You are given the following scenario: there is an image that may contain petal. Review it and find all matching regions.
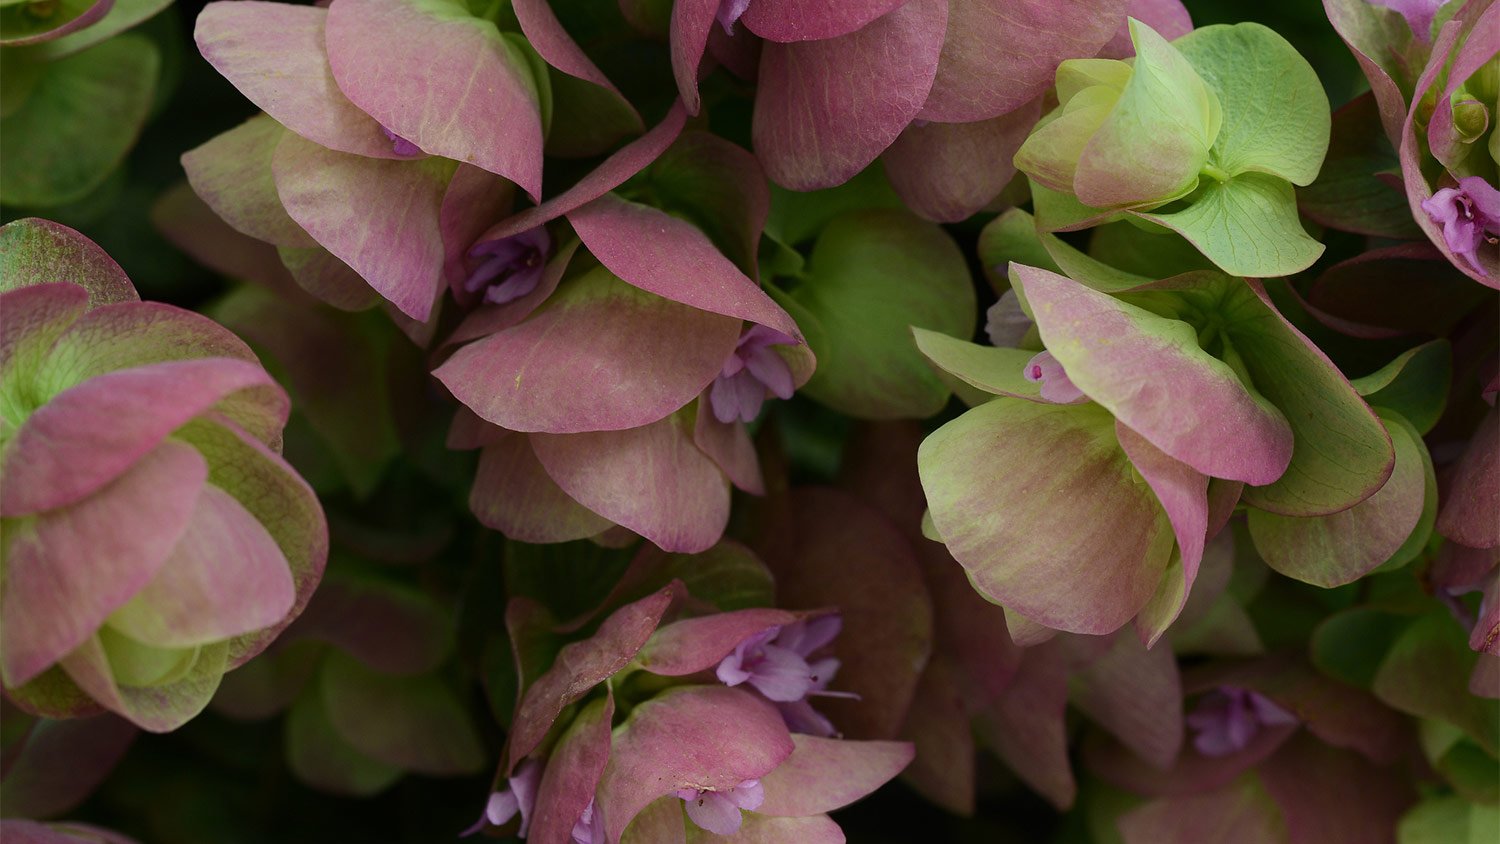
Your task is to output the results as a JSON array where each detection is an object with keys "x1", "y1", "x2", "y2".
[
  {"x1": 181, "y1": 114, "x2": 316, "y2": 248},
  {"x1": 753, "y1": 0, "x2": 947, "y2": 190},
  {"x1": 694, "y1": 395, "x2": 766, "y2": 495},
  {"x1": 194, "y1": 2, "x2": 399, "y2": 158},
  {"x1": 757, "y1": 735, "x2": 914, "y2": 815},
  {"x1": 683, "y1": 792, "x2": 745, "y2": 835},
  {"x1": 468, "y1": 433, "x2": 615, "y2": 543},
  {"x1": 746, "y1": 646, "x2": 815, "y2": 702},
  {"x1": 0, "y1": 218, "x2": 136, "y2": 307},
  {"x1": 669, "y1": 0, "x2": 719, "y2": 115},
  {"x1": 882, "y1": 103, "x2": 1041, "y2": 222},
  {"x1": 973, "y1": 640, "x2": 1075, "y2": 808},
  {"x1": 439, "y1": 164, "x2": 516, "y2": 305},
  {"x1": 1014, "y1": 264, "x2": 1294, "y2": 485},
  {"x1": 513, "y1": 0, "x2": 640, "y2": 131},
  {"x1": 271, "y1": 132, "x2": 451, "y2": 321},
  {"x1": 597, "y1": 685, "x2": 794, "y2": 843},
  {"x1": 324, "y1": 0, "x2": 543, "y2": 196},
  {"x1": 637, "y1": 609, "x2": 799, "y2": 677},
  {"x1": 740, "y1": 0, "x2": 906, "y2": 42},
  {"x1": 531, "y1": 412, "x2": 731, "y2": 553},
  {"x1": 0, "y1": 441, "x2": 204, "y2": 687}
]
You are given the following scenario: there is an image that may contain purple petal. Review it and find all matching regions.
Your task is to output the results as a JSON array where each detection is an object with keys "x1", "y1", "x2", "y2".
[{"x1": 681, "y1": 791, "x2": 744, "y2": 835}]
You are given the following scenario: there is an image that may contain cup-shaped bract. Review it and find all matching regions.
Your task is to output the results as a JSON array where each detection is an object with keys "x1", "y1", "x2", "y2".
[{"x1": 0, "y1": 219, "x2": 327, "y2": 733}]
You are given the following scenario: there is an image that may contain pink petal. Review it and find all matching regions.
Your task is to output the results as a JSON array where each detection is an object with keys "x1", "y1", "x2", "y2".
[
  {"x1": 433, "y1": 267, "x2": 740, "y2": 434},
  {"x1": 740, "y1": 0, "x2": 906, "y2": 42},
  {"x1": 443, "y1": 239, "x2": 580, "y2": 350},
  {"x1": 569, "y1": 194, "x2": 801, "y2": 338},
  {"x1": 597, "y1": 685, "x2": 794, "y2": 842},
  {"x1": 1014, "y1": 264, "x2": 1295, "y2": 486},
  {"x1": 882, "y1": 102, "x2": 1041, "y2": 222},
  {"x1": 683, "y1": 791, "x2": 746, "y2": 835},
  {"x1": 468, "y1": 433, "x2": 615, "y2": 543},
  {"x1": 2, "y1": 358, "x2": 281, "y2": 517},
  {"x1": 194, "y1": 2, "x2": 400, "y2": 158},
  {"x1": 0, "y1": 219, "x2": 136, "y2": 307},
  {"x1": 746, "y1": 645, "x2": 816, "y2": 701},
  {"x1": 637, "y1": 609, "x2": 800, "y2": 676},
  {"x1": 758, "y1": 735, "x2": 914, "y2": 816},
  {"x1": 324, "y1": 0, "x2": 544, "y2": 196},
  {"x1": 531, "y1": 413, "x2": 731, "y2": 553},
  {"x1": 105, "y1": 484, "x2": 295, "y2": 648},
  {"x1": 271, "y1": 132, "x2": 451, "y2": 321},
  {"x1": 918, "y1": 0, "x2": 1128, "y2": 123},
  {"x1": 507, "y1": 587, "x2": 678, "y2": 768},
  {"x1": 753, "y1": 0, "x2": 947, "y2": 190},
  {"x1": 181, "y1": 115, "x2": 316, "y2": 248}
]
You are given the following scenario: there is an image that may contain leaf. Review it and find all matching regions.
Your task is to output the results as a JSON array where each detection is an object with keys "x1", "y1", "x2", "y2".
[
  {"x1": 1349, "y1": 341, "x2": 1451, "y2": 435},
  {"x1": 0, "y1": 0, "x2": 111, "y2": 47},
  {"x1": 783, "y1": 210, "x2": 976, "y2": 419},
  {"x1": 0, "y1": 36, "x2": 158, "y2": 207},
  {"x1": 911, "y1": 328, "x2": 1045, "y2": 402},
  {"x1": 1134, "y1": 173, "x2": 1324, "y2": 278},
  {"x1": 1398, "y1": 796, "x2": 1500, "y2": 844},
  {"x1": 1173, "y1": 22, "x2": 1330, "y2": 186},
  {"x1": 319, "y1": 652, "x2": 484, "y2": 775},
  {"x1": 1299, "y1": 93, "x2": 1422, "y2": 239},
  {"x1": 1373, "y1": 612, "x2": 1500, "y2": 754}
]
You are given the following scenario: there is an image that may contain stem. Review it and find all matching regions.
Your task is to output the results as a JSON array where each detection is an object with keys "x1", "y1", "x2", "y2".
[{"x1": 1201, "y1": 162, "x2": 1232, "y2": 183}]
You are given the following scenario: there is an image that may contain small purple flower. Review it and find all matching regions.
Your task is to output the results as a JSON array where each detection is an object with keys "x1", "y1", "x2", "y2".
[
  {"x1": 464, "y1": 227, "x2": 553, "y2": 305},
  {"x1": 570, "y1": 797, "x2": 605, "y2": 844},
  {"x1": 709, "y1": 325, "x2": 797, "y2": 424},
  {"x1": 716, "y1": 0, "x2": 752, "y2": 35},
  {"x1": 1421, "y1": 176, "x2": 1500, "y2": 274},
  {"x1": 379, "y1": 124, "x2": 422, "y2": 157},
  {"x1": 716, "y1": 615, "x2": 856, "y2": 735},
  {"x1": 462, "y1": 758, "x2": 542, "y2": 837},
  {"x1": 676, "y1": 778, "x2": 764, "y2": 835},
  {"x1": 985, "y1": 289, "x2": 1033, "y2": 348},
  {"x1": 1023, "y1": 350, "x2": 1087, "y2": 404},
  {"x1": 1186, "y1": 687, "x2": 1298, "y2": 757}
]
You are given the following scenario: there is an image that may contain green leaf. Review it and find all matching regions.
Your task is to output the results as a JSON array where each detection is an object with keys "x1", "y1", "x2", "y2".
[
  {"x1": 1134, "y1": 172, "x2": 1324, "y2": 278},
  {"x1": 0, "y1": 0, "x2": 103, "y2": 46},
  {"x1": 1433, "y1": 737, "x2": 1500, "y2": 803},
  {"x1": 764, "y1": 164, "x2": 902, "y2": 247},
  {"x1": 1173, "y1": 22, "x2": 1330, "y2": 186},
  {"x1": 286, "y1": 681, "x2": 404, "y2": 797},
  {"x1": 911, "y1": 327, "x2": 1043, "y2": 401},
  {"x1": 1373, "y1": 611, "x2": 1500, "y2": 754},
  {"x1": 0, "y1": 35, "x2": 159, "y2": 206},
  {"x1": 782, "y1": 210, "x2": 976, "y2": 419},
  {"x1": 34, "y1": 0, "x2": 173, "y2": 59},
  {"x1": 505, "y1": 540, "x2": 636, "y2": 622},
  {"x1": 1350, "y1": 340, "x2": 1452, "y2": 435},
  {"x1": 1399, "y1": 796, "x2": 1500, "y2": 844},
  {"x1": 1086, "y1": 220, "x2": 1218, "y2": 280},
  {"x1": 1226, "y1": 282, "x2": 1393, "y2": 516}
]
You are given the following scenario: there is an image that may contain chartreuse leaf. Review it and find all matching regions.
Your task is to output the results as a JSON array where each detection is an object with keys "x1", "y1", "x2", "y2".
[
  {"x1": 1135, "y1": 173, "x2": 1324, "y2": 278},
  {"x1": 911, "y1": 327, "x2": 1044, "y2": 401},
  {"x1": 1398, "y1": 796, "x2": 1500, "y2": 844},
  {"x1": 0, "y1": 35, "x2": 159, "y2": 206},
  {"x1": 1223, "y1": 282, "x2": 1393, "y2": 516},
  {"x1": 1373, "y1": 611, "x2": 1500, "y2": 754},
  {"x1": 779, "y1": 210, "x2": 976, "y2": 419},
  {"x1": 1351, "y1": 340, "x2": 1452, "y2": 434},
  {"x1": 1172, "y1": 22, "x2": 1330, "y2": 186}
]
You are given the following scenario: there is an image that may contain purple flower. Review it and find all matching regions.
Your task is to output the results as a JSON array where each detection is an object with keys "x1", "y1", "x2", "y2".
[
  {"x1": 462, "y1": 758, "x2": 542, "y2": 837},
  {"x1": 709, "y1": 325, "x2": 798, "y2": 424},
  {"x1": 1185, "y1": 687, "x2": 1298, "y2": 757},
  {"x1": 676, "y1": 778, "x2": 764, "y2": 835},
  {"x1": 464, "y1": 228, "x2": 553, "y2": 305},
  {"x1": 1421, "y1": 177, "x2": 1500, "y2": 275},
  {"x1": 379, "y1": 124, "x2": 423, "y2": 157},
  {"x1": 716, "y1": 0, "x2": 752, "y2": 35},
  {"x1": 570, "y1": 798, "x2": 605, "y2": 844},
  {"x1": 985, "y1": 288, "x2": 1032, "y2": 348},
  {"x1": 1023, "y1": 350, "x2": 1087, "y2": 404},
  {"x1": 716, "y1": 616, "x2": 855, "y2": 734}
]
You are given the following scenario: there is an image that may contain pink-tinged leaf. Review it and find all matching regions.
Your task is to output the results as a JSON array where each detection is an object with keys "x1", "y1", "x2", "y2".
[
  {"x1": 194, "y1": 2, "x2": 400, "y2": 158},
  {"x1": 0, "y1": 714, "x2": 136, "y2": 819},
  {"x1": 753, "y1": 0, "x2": 947, "y2": 190},
  {"x1": 0, "y1": 441, "x2": 204, "y2": 686},
  {"x1": 1248, "y1": 412, "x2": 1429, "y2": 588},
  {"x1": 168, "y1": 416, "x2": 328, "y2": 671},
  {"x1": 897, "y1": 658, "x2": 975, "y2": 815},
  {"x1": 60, "y1": 637, "x2": 230, "y2": 733},
  {"x1": 443, "y1": 239, "x2": 579, "y2": 350},
  {"x1": 1438, "y1": 407, "x2": 1499, "y2": 550},
  {"x1": 2, "y1": 358, "x2": 280, "y2": 516},
  {"x1": 0, "y1": 284, "x2": 88, "y2": 400},
  {"x1": 1322, "y1": 0, "x2": 1415, "y2": 144},
  {"x1": 758, "y1": 736, "x2": 913, "y2": 816},
  {"x1": 508, "y1": 587, "x2": 678, "y2": 768},
  {"x1": 638, "y1": 608, "x2": 801, "y2": 676},
  {"x1": 1471, "y1": 655, "x2": 1500, "y2": 699},
  {"x1": 0, "y1": 819, "x2": 141, "y2": 844},
  {"x1": 439, "y1": 164, "x2": 516, "y2": 305},
  {"x1": 760, "y1": 488, "x2": 933, "y2": 740},
  {"x1": 434, "y1": 265, "x2": 740, "y2": 434},
  {"x1": 284, "y1": 572, "x2": 452, "y2": 676},
  {"x1": 740, "y1": 0, "x2": 906, "y2": 42},
  {"x1": 568, "y1": 193, "x2": 801, "y2": 339},
  {"x1": 699, "y1": 814, "x2": 845, "y2": 843},
  {"x1": 923, "y1": 548, "x2": 1022, "y2": 711},
  {"x1": 275, "y1": 246, "x2": 381, "y2": 312},
  {"x1": 319, "y1": 652, "x2": 484, "y2": 775},
  {"x1": 211, "y1": 640, "x2": 321, "y2": 720},
  {"x1": 646, "y1": 130, "x2": 771, "y2": 276},
  {"x1": 598, "y1": 685, "x2": 795, "y2": 842},
  {"x1": 1423, "y1": 3, "x2": 1499, "y2": 172},
  {"x1": 1302, "y1": 244, "x2": 1487, "y2": 340},
  {"x1": 284, "y1": 682, "x2": 402, "y2": 796},
  {"x1": 1099, "y1": 0, "x2": 1192, "y2": 58},
  {"x1": 694, "y1": 396, "x2": 765, "y2": 495},
  {"x1": 1117, "y1": 422, "x2": 1210, "y2": 645},
  {"x1": 181, "y1": 115, "x2": 316, "y2": 249},
  {"x1": 1072, "y1": 632, "x2": 1184, "y2": 770},
  {"x1": 513, "y1": 0, "x2": 640, "y2": 126},
  {"x1": 1256, "y1": 733, "x2": 1415, "y2": 844},
  {"x1": 532, "y1": 412, "x2": 731, "y2": 553},
  {"x1": 0, "y1": 0, "x2": 114, "y2": 48},
  {"x1": 0, "y1": 219, "x2": 136, "y2": 306},
  {"x1": 973, "y1": 640, "x2": 1075, "y2": 809},
  {"x1": 1473, "y1": 574, "x2": 1500, "y2": 656},
  {"x1": 919, "y1": 399, "x2": 1175, "y2": 635},
  {"x1": 1015, "y1": 265, "x2": 1294, "y2": 486},
  {"x1": 272, "y1": 132, "x2": 453, "y2": 321},
  {"x1": 669, "y1": 0, "x2": 718, "y2": 115},
  {"x1": 469, "y1": 433, "x2": 615, "y2": 543},
  {"x1": 882, "y1": 101, "x2": 1042, "y2": 223},
  {"x1": 324, "y1": 0, "x2": 543, "y2": 195},
  {"x1": 1118, "y1": 775, "x2": 1289, "y2": 844},
  {"x1": 107, "y1": 484, "x2": 295, "y2": 649},
  {"x1": 529, "y1": 693, "x2": 615, "y2": 844},
  {"x1": 1084, "y1": 716, "x2": 1295, "y2": 797},
  {"x1": 919, "y1": 0, "x2": 1128, "y2": 123},
  {"x1": 475, "y1": 102, "x2": 687, "y2": 243}
]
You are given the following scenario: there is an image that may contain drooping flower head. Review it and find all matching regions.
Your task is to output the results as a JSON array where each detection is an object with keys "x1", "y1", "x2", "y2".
[
  {"x1": 1421, "y1": 176, "x2": 1500, "y2": 274},
  {"x1": 709, "y1": 325, "x2": 798, "y2": 424},
  {"x1": 462, "y1": 226, "x2": 553, "y2": 305}
]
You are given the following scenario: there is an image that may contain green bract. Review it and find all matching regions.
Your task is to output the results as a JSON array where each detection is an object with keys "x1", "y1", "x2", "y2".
[{"x1": 1013, "y1": 18, "x2": 1331, "y2": 278}]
